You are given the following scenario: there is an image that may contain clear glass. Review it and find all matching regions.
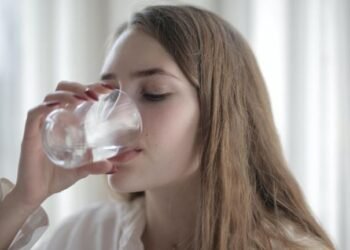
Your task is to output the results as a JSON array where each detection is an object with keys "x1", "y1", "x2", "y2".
[{"x1": 42, "y1": 89, "x2": 142, "y2": 168}]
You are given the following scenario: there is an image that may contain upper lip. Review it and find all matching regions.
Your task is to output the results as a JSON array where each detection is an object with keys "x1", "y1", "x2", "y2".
[
  {"x1": 107, "y1": 147, "x2": 142, "y2": 161},
  {"x1": 119, "y1": 147, "x2": 142, "y2": 153}
]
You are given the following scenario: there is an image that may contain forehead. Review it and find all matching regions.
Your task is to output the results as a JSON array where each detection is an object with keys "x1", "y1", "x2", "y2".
[{"x1": 100, "y1": 28, "x2": 181, "y2": 79}]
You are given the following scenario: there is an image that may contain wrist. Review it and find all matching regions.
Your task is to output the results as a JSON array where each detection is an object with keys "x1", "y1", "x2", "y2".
[{"x1": 3, "y1": 189, "x2": 41, "y2": 216}]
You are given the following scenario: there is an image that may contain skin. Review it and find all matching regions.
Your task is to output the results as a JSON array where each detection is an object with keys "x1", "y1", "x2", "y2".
[
  {"x1": 0, "y1": 82, "x2": 115, "y2": 249},
  {"x1": 102, "y1": 29, "x2": 200, "y2": 192},
  {"x1": 102, "y1": 29, "x2": 201, "y2": 249},
  {"x1": 0, "y1": 28, "x2": 201, "y2": 250}
]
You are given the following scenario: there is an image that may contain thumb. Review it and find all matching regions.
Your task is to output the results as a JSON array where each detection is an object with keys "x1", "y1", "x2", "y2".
[{"x1": 74, "y1": 160, "x2": 114, "y2": 179}]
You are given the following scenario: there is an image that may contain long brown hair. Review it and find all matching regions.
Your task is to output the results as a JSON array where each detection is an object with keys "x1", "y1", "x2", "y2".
[{"x1": 112, "y1": 4, "x2": 335, "y2": 250}]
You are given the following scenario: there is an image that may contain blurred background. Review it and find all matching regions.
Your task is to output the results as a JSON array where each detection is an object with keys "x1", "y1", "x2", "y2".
[{"x1": 0, "y1": 0, "x2": 349, "y2": 248}]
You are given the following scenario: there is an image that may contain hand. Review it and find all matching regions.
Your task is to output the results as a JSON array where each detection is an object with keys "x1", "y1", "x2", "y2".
[{"x1": 12, "y1": 81, "x2": 117, "y2": 209}]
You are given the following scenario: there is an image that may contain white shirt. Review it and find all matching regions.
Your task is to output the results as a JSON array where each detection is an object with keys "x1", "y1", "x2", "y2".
[
  {"x1": 1, "y1": 178, "x2": 146, "y2": 250},
  {"x1": 1, "y1": 178, "x2": 329, "y2": 250},
  {"x1": 35, "y1": 199, "x2": 146, "y2": 250}
]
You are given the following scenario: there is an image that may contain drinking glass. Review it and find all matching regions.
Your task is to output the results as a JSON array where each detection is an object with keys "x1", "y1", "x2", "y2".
[{"x1": 42, "y1": 89, "x2": 142, "y2": 168}]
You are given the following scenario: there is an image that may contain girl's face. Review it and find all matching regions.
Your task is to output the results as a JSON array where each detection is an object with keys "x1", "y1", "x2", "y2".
[{"x1": 102, "y1": 29, "x2": 200, "y2": 193}]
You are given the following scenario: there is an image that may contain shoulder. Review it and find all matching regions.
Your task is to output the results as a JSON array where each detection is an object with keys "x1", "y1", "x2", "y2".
[
  {"x1": 59, "y1": 197, "x2": 145, "y2": 233},
  {"x1": 40, "y1": 197, "x2": 145, "y2": 249},
  {"x1": 69, "y1": 197, "x2": 143, "y2": 223}
]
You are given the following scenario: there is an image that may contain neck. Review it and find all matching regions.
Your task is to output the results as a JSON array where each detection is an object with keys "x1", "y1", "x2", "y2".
[{"x1": 142, "y1": 172, "x2": 200, "y2": 250}]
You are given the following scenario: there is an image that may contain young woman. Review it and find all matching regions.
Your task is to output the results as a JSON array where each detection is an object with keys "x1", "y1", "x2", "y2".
[{"x1": 0, "y1": 4, "x2": 335, "y2": 250}]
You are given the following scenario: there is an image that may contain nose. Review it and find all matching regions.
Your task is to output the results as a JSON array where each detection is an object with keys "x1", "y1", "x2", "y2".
[{"x1": 116, "y1": 80, "x2": 137, "y2": 102}]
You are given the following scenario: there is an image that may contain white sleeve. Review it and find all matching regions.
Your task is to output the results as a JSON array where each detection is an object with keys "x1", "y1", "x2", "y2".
[{"x1": 0, "y1": 178, "x2": 49, "y2": 250}]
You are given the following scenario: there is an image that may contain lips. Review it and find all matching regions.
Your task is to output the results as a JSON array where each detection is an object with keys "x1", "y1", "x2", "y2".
[{"x1": 107, "y1": 147, "x2": 143, "y2": 163}]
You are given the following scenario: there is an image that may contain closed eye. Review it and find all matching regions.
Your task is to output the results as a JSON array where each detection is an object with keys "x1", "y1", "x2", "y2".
[{"x1": 143, "y1": 93, "x2": 170, "y2": 102}]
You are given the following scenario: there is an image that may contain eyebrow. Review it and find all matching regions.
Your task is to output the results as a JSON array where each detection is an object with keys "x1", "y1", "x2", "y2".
[{"x1": 100, "y1": 67, "x2": 179, "y2": 81}]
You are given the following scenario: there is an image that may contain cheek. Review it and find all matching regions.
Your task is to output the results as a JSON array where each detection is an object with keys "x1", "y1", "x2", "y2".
[
  {"x1": 141, "y1": 99, "x2": 199, "y2": 169},
  {"x1": 108, "y1": 98, "x2": 200, "y2": 192},
  {"x1": 143, "y1": 100, "x2": 197, "y2": 144}
]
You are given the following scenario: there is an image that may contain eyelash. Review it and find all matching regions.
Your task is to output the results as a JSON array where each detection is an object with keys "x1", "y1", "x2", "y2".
[{"x1": 143, "y1": 93, "x2": 170, "y2": 102}]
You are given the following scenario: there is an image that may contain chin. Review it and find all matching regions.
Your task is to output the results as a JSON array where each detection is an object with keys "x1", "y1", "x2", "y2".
[{"x1": 107, "y1": 174, "x2": 145, "y2": 194}]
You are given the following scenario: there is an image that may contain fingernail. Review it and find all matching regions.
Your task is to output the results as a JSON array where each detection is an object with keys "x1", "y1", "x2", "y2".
[
  {"x1": 101, "y1": 83, "x2": 115, "y2": 90},
  {"x1": 45, "y1": 101, "x2": 60, "y2": 107},
  {"x1": 73, "y1": 94, "x2": 88, "y2": 101},
  {"x1": 84, "y1": 89, "x2": 98, "y2": 101}
]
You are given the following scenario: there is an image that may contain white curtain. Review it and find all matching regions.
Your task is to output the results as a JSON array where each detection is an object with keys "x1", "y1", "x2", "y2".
[{"x1": 0, "y1": 0, "x2": 348, "y2": 248}]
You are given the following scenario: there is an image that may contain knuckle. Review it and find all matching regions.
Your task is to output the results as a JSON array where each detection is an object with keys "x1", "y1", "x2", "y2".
[
  {"x1": 56, "y1": 81, "x2": 70, "y2": 90},
  {"x1": 25, "y1": 109, "x2": 38, "y2": 124},
  {"x1": 27, "y1": 107, "x2": 37, "y2": 117},
  {"x1": 43, "y1": 92, "x2": 55, "y2": 101}
]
